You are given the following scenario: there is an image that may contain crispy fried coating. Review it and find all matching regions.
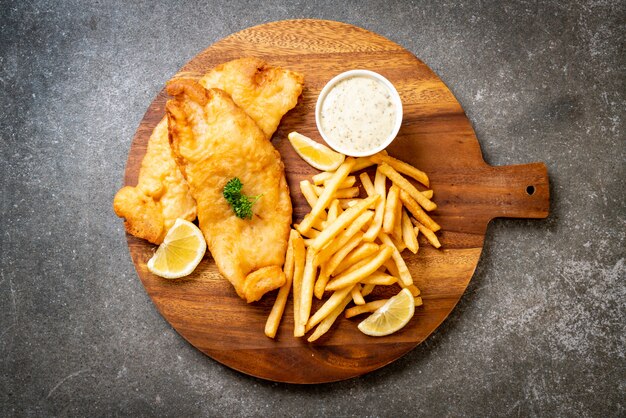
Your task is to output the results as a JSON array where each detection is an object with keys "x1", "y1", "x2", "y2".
[
  {"x1": 114, "y1": 58, "x2": 303, "y2": 244},
  {"x1": 166, "y1": 80, "x2": 292, "y2": 302},
  {"x1": 113, "y1": 117, "x2": 196, "y2": 244},
  {"x1": 200, "y1": 57, "x2": 304, "y2": 139}
]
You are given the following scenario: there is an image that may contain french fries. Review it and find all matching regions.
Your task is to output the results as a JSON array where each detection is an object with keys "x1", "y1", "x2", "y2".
[
  {"x1": 378, "y1": 163, "x2": 436, "y2": 212},
  {"x1": 345, "y1": 299, "x2": 387, "y2": 318},
  {"x1": 350, "y1": 157, "x2": 376, "y2": 172},
  {"x1": 265, "y1": 230, "x2": 297, "y2": 338},
  {"x1": 309, "y1": 196, "x2": 377, "y2": 252},
  {"x1": 333, "y1": 242, "x2": 380, "y2": 275},
  {"x1": 307, "y1": 294, "x2": 352, "y2": 342},
  {"x1": 291, "y1": 233, "x2": 306, "y2": 337},
  {"x1": 399, "y1": 189, "x2": 440, "y2": 232},
  {"x1": 315, "y1": 210, "x2": 374, "y2": 265},
  {"x1": 363, "y1": 168, "x2": 386, "y2": 241},
  {"x1": 401, "y1": 210, "x2": 418, "y2": 254},
  {"x1": 412, "y1": 218, "x2": 442, "y2": 248},
  {"x1": 370, "y1": 153, "x2": 429, "y2": 187},
  {"x1": 313, "y1": 185, "x2": 360, "y2": 199},
  {"x1": 392, "y1": 197, "x2": 404, "y2": 243},
  {"x1": 361, "y1": 271, "x2": 397, "y2": 286},
  {"x1": 306, "y1": 285, "x2": 355, "y2": 330},
  {"x1": 325, "y1": 245, "x2": 393, "y2": 291},
  {"x1": 351, "y1": 285, "x2": 366, "y2": 305},
  {"x1": 297, "y1": 158, "x2": 355, "y2": 234},
  {"x1": 265, "y1": 146, "x2": 442, "y2": 340},
  {"x1": 383, "y1": 185, "x2": 400, "y2": 234},
  {"x1": 379, "y1": 232, "x2": 413, "y2": 286},
  {"x1": 324, "y1": 232, "x2": 365, "y2": 277}
]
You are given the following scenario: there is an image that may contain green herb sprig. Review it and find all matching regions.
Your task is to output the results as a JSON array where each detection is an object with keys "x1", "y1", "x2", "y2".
[{"x1": 223, "y1": 178, "x2": 262, "y2": 220}]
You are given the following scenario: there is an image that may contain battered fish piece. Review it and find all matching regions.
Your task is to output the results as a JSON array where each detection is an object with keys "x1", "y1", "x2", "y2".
[
  {"x1": 166, "y1": 80, "x2": 292, "y2": 302},
  {"x1": 114, "y1": 58, "x2": 303, "y2": 244},
  {"x1": 113, "y1": 117, "x2": 196, "y2": 244},
  {"x1": 200, "y1": 57, "x2": 304, "y2": 139}
]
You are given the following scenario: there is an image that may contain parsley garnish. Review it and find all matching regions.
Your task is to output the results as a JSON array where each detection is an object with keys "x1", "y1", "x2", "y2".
[{"x1": 223, "y1": 178, "x2": 262, "y2": 219}]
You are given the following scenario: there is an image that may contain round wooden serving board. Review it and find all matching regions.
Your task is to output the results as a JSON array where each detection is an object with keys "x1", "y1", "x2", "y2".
[{"x1": 122, "y1": 20, "x2": 550, "y2": 383}]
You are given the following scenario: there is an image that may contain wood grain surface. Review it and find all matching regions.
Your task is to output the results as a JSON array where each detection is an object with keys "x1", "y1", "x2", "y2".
[{"x1": 121, "y1": 19, "x2": 550, "y2": 383}]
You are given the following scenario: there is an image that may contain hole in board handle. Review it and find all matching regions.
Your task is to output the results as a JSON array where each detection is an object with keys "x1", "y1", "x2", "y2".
[{"x1": 526, "y1": 185, "x2": 535, "y2": 196}]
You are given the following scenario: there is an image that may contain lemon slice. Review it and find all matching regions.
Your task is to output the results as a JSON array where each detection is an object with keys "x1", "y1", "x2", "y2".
[
  {"x1": 288, "y1": 131, "x2": 345, "y2": 171},
  {"x1": 147, "y1": 219, "x2": 206, "y2": 279},
  {"x1": 357, "y1": 288, "x2": 415, "y2": 336}
]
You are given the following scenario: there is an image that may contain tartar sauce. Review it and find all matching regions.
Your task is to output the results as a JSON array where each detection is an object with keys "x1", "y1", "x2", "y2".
[{"x1": 319, "y1": 76, "x2": 397, "y2": 153}]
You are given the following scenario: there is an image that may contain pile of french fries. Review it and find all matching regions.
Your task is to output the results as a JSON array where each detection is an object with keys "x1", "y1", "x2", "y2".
[{"x1": 264, "y1": 151, "x2": 442, "y2": 341}]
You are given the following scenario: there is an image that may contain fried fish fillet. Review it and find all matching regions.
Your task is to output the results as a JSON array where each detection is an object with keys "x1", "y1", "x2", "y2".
[
  {"x1": 166, "y1": 80, "x2": 292, "y2": 302},
  {"x1": 113, "y1": 117, "x2": 196, "y2": 244},
  {"x1": 114, "y1": 58, "x2": 303, "y2": 244},
  {"x1": 200, "y1": 57, "x2": 304, "y2": 139}
]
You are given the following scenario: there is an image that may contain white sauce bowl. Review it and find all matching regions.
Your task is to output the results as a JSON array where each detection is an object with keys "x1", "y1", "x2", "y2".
[{"x1": 315, "y1": 69, "x2": 403, "y2": 157}]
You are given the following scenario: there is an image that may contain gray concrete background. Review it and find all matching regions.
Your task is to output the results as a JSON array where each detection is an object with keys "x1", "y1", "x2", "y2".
[{"x1": 1, "y1": 0, "x2": 624, "y2": 416}]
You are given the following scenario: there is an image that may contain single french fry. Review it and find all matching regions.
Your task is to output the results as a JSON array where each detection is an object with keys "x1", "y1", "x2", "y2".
[
  {"x1": 312, "y1": 171, "x2": 333, "y2": 185},
  {"x1": 422, "y1": 189, "x2": 434, "y2": 199},
  {"x1": 326, "y1": 245, "x2": 394, "y2": 291},
  {"x1": 391, "y1": 236, "x2": 407, "y2": 252},
  {"x1": 299, "y1": 247, "x2": 318, "y2": 331},
  {"x1": 351, "y1": 285, "x2": 366, "y2": 305},
  {"x1": 370, "y1": 153, "x2": 429, "y2": 187},
  {"x1": 299, "y1": 180, "x2": 320, "y2": 210},
  {"x1": 399, "y1": 282, "x2": 421, "y2": 296},
  {"x1": 363, "y1": 168, "x2": 386, "y2": 242},
  {"x1": 316, "y1": 210, "x2": 374, "y2": 265},
  {"x1": 298, "y1": 158, "x2": 355, "y2": 234},
  {"x1": 307, "y1": 285, "x2": 355, "y2": 329},
  {"x1": 313, "y1": 185, "x2": 360, "y2": 199},
  {"x1": 333, "y1": 243, "x2": 380, "y2": 276},
  {"x1": 359, "y1": 172, "x2": 375, "y2": 195},
  {"x1": 299, "y1": 182, "x2": 328, "y2": 229},
  {"x1": 265, "y1": 230, "x2": 297, "y2": 338},
  {"x1": 383, "y1": 259, "x2": 400, "y2": 278},
  {"x1": 327, "y1": 199, "x2": 340, "y2": 224},
  {"x1": 344, "y1": 299, "x2": 388, "y2": 318},
  {"x1": 309, "y1": 195, "x2": 378, "y2": 251},
  {"x1": 339, "y1": 198, "x2": 363, "y2": 209},
  {"x1": 413, "y1": 220, "x2": 442, "y2": 249},
  {"x1": 307, "y1": 294, "x2": 352, "y2": 342},
  {"x1": 392, "y1": 196, "x2": 403, "y2": 243},
  {"x1": 414, "y1": 296, "x2": 423, "y2": 306},
  {"x1": 324, "y1": 176, "x2": 356, "y2": 189},
  {"x1": 350, "y1": 157, "x2": 376, "y2": 172},
  {"x1": 296, "y1": 226, "x2": 321, "y2": 239},
  {"x1": 361, "y1": 283, "x2": 375, "y2": 297},
  {"x1": 400, "y1": 189, "x2": 441, "y2": 232},
  {"x1": 378, "y1": 232, "x2": 413, "y2": 286},
  {"x1": 291, "y1": 234, "x2": 306, "y2": 337},
  {"x1": 361, "y1": 271, "x2": 397, "y2": 286},
  {"x1": 383, "y1": 185, "x2": 400, "y2": 234},
  {"x1": 313, "y1": 172, "x2": 355, "y2": 188},
  {"x1": 378, "y1": 163, "x2": 436, "y2": 211},
  {"x1": 313, "y1": 267, "x2": 330, "y2": 300},
  {"x1": 401, "y1": 209, "x2": 418, "y2": 254},
  {"x1": 324, "y1": 232, "x2": 364, "y2": 277}
]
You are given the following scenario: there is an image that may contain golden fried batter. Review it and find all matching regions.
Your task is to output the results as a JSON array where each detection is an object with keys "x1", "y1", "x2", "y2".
[
  {"x1": 166, "y1": 80, "x2": 292, "y2": 302},
  {"x1": 114, "y1": 58, "x2": 303, "y2": 244},
  {"x1": 200, "y1": 57, "x2": 304, "y2": 139},
  {"x1": 113, "y1": 117, "x2": 196, "y2": 244}
]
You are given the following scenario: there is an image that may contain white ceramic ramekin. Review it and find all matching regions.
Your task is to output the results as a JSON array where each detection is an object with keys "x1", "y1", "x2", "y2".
[{"x1": 315, "y1": 69, "x2": 403, "y2": 157}]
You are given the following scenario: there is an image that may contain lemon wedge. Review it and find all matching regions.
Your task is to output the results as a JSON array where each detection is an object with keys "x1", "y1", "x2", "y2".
[
  {"x1": 288, "y1": 131, "x2": 345, "y2": 171},
  {"x1": 147, "y1": 219, "x2": 206, "y2": 279},
  {"x1": 357, "y1": 288, "x2": 415, "y2": 336}
]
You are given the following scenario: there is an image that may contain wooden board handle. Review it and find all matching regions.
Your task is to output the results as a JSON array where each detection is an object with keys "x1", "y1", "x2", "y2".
[{"x1": 483, "y1": 162, "x2": 550, "y2": 221}]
